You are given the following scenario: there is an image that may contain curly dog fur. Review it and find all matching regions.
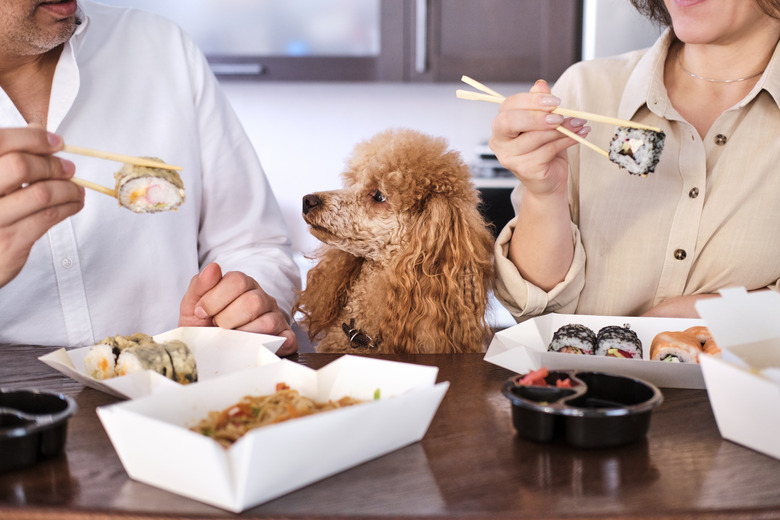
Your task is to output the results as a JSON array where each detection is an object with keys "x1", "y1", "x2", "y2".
[{"x1": 293, "y1": 128, "x2": 495, "y2": 353}]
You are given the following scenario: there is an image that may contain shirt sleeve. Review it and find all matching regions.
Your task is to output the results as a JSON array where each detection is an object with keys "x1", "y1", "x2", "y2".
[
  {"x1": 493, "y1": 185, "x2": 586, "y2": 322},
  {"x1": 185, "y1": 37, "x2": 301, "y2": 321}
]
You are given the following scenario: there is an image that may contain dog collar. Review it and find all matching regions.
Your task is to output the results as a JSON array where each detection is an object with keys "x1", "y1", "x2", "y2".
[{"x1": 342, "y1": 319, "x2": 376, "y2": 349}]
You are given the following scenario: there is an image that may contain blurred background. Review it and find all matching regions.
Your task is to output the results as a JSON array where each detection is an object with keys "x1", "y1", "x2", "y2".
[{"x1": 99, "y1": 0, "x2": 661, "y2": 327}]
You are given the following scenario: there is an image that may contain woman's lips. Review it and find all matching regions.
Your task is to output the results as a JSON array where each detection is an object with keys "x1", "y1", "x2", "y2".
[{"x1": 39, "y1": 0, "x2": 78, "y2": 18}]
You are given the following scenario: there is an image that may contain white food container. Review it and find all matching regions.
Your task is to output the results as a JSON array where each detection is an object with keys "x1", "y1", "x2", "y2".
[
  {"x1": 96, "y1": 355, "x2": 449, "y2": 512},
  {"x1": 696, "y1": 287, "x2": 780, "y2": 461},
  {"x1": 485, "y1": 314, "x2": 707, "y2": 389},
  {"x1": 39, "y1": 327, "x2": 284, "y2": 399}
]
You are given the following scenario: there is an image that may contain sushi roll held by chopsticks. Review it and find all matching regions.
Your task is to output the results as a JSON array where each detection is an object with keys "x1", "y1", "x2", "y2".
[
  {"x1": 114, "y1": 158, "x2": 186, "y2": 213},
  {"x1": 62, "y1": 145, "x2": 185, "y2": 211},
  {"x1": 455, "y1": 76, "x2": 667, "y2": 177},
  {"x1": 608, "y1": 127, "x2": 666, "y2": 177}
]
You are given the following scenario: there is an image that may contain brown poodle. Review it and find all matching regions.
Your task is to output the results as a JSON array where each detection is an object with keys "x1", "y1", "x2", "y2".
[{"x1": 293, "y1": 128, "x2": 495, "y2": 353}]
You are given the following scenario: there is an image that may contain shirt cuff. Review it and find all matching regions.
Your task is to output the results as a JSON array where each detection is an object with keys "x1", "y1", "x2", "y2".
[{"x1": 493, "y1": 216, "x2": 586, "y2": 322}]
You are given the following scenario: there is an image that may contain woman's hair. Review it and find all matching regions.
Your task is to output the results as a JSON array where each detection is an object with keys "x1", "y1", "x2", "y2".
[{"x1": 630, "y1": 0, "x2": 780, "y2": 27}]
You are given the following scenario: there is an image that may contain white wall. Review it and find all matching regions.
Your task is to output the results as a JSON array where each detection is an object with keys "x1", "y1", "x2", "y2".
[
  {"x1": 582, "y1": 0, "x2": 662, "y2": 60},
  {"x1": 221, "y1": 81, "x2": 529, "y2": 257}
]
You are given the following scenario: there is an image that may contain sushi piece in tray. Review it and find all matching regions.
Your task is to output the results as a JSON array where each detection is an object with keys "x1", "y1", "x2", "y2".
[
  {"x1": 85, "y1": 333, "x2": 197, "y2": 384},
  {"x1": 548, "y1": 323, "x2": 643, "y2": 359}
]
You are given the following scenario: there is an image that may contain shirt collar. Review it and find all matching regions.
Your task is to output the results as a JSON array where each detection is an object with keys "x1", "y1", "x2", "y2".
[
  {"x1": 69, "y1": 2, "x2": 90, "y2": 50},
  {"x1": 619, "y1": 28, "x2": 675, "y2": 121},
  {"x1": 752, "y1": 38, "x2": 780, "y2": 109},
  {"x1": 618, "y1": 28, "x2": 780, "y2": 119}
]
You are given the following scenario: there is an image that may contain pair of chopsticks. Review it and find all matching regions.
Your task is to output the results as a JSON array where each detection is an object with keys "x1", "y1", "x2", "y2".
[
  {"x1": 60, "y1": 145, "x2": 183, "y2": 199},
  {"x1": 455, "y1": 76, "x2": 662, "y2": 160}
]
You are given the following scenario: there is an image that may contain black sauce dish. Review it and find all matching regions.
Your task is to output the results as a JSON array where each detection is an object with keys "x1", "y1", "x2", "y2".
[
  {"x1": 502, "y1": 370, "x2": 663, "y2": 448},
  {"x1": 0, "y1": 388, "x2": 78, "y2": 472}
]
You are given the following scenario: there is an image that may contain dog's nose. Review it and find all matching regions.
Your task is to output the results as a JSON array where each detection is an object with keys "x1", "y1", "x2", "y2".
[{"x1": 302, "y1": 194, "x2": 321, "y2": 215}]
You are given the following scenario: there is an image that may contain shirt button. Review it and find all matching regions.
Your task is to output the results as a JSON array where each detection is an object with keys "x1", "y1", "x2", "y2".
[
  {"x1": 689, "y1": 187, "x2": 699, "y2": 198},
  {"x1": 674, "y1": 249, "x2": 687, "y2": 260},
  {"x1": 714, "y1": 134, "x2": 727, "y2": 145},
  {"x1": 61, "y1": 257, "x2": 73, "y2": 269}
]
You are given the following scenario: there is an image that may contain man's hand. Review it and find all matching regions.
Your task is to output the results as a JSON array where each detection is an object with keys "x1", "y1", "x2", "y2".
[
  {"x1": 179, "y1": 262, "x2": 298, "y2": 355},
  {"x1": 0, "y1": 126, "x2": 84, "y2": 288}
]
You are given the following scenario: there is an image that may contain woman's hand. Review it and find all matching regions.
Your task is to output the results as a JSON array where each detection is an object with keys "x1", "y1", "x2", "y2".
[
  {"x1": 489, "y1": 79, "x2": 589, "y2": 198},
  {"x1": 0, "y1": 125, "x2": 84, "y2": 288},
  {"x1": 641, "y1": 294, "x2": 721, "y2": 318},
  {"x1": 490, "y1": 80, "x2": 589, "y2": 290}
]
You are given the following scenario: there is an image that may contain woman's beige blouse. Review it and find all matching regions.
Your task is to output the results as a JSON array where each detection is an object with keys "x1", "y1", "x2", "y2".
[{"x1": 495, "y1": 29, "x2": 780, "y2": 322}]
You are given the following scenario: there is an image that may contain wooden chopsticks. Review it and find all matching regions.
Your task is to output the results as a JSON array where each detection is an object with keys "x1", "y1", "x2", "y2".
[
  {"x1": 60, "y1": 144, "x2": 182, "y2": 199},
  {"x1": 456, "y1": 75, "x2": 662, "y2": 158},
  {"x1": 70, "y1": 176, "x2": 117, "y2": 198},
  {"x1": 62, "y1": 145, "x2": 182, "y2": 171}
]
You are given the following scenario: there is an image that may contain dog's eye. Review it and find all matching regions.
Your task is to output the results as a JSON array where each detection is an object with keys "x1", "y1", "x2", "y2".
[{"x1": 372, "y1": 190, "x2": 387, "y2": 203}]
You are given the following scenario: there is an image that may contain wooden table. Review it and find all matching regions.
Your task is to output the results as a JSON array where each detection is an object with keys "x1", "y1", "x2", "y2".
[{"x1": 1, "y1": 344, "x2": 779, "y2": 520}]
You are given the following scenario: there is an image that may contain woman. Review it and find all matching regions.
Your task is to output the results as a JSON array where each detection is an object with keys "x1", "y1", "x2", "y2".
[{"x1": 491, "y1": 0, "x2": 780, "y2": 321}]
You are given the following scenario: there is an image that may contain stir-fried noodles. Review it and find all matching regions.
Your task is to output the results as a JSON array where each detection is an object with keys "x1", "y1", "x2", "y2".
[{"x1": 191, "y1": 383, "x2": 363, "y2": 447}]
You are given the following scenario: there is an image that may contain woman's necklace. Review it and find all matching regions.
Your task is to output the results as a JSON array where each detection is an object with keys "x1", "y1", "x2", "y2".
[{"x1": 677, "y1": 49, "x2": 765, "y2": 83}]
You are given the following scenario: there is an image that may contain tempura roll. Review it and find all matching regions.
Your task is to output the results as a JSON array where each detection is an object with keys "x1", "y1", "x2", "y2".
[
  {"x1": 114, "y1": 158, "x2": 185, "y2": 213},
  {"x1": 83, "y1": 344, "x2": 116, "y2": 380},
  {"x1": 162, "y1": 340, "x2": 198, "y2": 384},
  {"x1": 115, "y1": 343, "x2": 175, "y2": 379}
]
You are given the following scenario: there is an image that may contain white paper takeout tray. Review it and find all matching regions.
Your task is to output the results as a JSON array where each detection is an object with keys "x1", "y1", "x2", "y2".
[
  {"x1": 485, "y1": 314, "x2": 707, "y2": 389},
  {"x1": 96, "y1": 355, "x2": 449, "y2": 513},
  {"x1": 696, "y1": 287, "x2": 780, "y2": 460},
  {"x1": 38, "y1": 327, "x2": 284, "y2": 399}
]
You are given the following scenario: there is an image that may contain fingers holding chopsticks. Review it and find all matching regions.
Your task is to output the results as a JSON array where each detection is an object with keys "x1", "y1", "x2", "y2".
[
  {"x1": 488, "y1": 80, "x2": 592, "y2": 193},
  {"x1": 0, "y1": 125, "x2": 77, "y2": 193},
  {"x1": 0, "y1": 125, "x2": 85, "y2": 288}
]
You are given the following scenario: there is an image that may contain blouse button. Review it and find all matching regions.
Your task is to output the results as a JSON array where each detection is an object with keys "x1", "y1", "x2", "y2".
[
  {"x1": 61, "y1": 257, "x2": 73, "y2": 269},
  {"x1": 674, "y1": 249, "x2": 687, "y2": 260},
  {"x1": 714, "y1": 134, "x2": 727, "y2": 145},
  {"x1": 689, "y1": 187, "x2": 699, "y2": 198}
]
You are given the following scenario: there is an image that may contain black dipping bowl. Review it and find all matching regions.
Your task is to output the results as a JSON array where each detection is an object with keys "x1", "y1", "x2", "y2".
[
  {"x1": 0, "y1": 388, "x2": 78, "y2": 472},
  {"x1": 502, "y1": 370, "x2": 663, "y2": 448}
]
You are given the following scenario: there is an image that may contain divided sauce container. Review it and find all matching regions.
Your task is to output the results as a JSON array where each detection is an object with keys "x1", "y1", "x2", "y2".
[
  {"x1": 0, "y1": 388, "x2": 78, "y2": 472},
  {"x1": 502, "y1": 370, "x2": 663, "y2": 448}
]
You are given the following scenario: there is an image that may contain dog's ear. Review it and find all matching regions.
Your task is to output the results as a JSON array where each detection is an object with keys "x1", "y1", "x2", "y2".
[
  {"x1": 293, "y1": 247, "x2": 364, "y2": 342},
  {"x1": 384, "y1": 193, "x2": 495, "y2": 352}
]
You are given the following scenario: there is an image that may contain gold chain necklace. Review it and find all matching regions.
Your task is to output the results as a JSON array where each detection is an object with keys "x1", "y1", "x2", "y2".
[{"x1": 677, "y1": 49, "x2": 765, "y2": 83}]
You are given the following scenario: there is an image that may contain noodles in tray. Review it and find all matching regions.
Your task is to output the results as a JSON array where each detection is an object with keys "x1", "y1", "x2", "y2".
[{"x1": 191, "y1": 383, "x2": 364, "y2": 447}]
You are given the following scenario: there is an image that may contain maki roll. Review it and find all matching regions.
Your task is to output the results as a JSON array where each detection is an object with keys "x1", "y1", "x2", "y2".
[
  {"x1": 650, "y1": 331, "x2": 702, "y2": 363},
  {"x1": 548, "y1": 324, "x2": 596, "y2": 355},
  {"x1": 608, "y1": 127, "x2": 666, "y2": 176},
  {"x1": 596, "y1": 324, "x2": 643, "y2": 359},
  {"x1": 114, "y1": 158, "x2": 185, "y2": 213}
]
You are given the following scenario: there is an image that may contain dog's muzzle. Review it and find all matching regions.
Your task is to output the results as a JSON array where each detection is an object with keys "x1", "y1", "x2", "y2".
[{"x1": 302, "y1": 194, "x2": 321, "y2": 215}]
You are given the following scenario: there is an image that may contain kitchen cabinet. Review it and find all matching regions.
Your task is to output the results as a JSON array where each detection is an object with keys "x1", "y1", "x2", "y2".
[
  {"x1": 98, "y1": 0, "x2": 582, "y2": 82},
  {"x1": 407, "y1": 0, "x2": 582, "y2": 83}
]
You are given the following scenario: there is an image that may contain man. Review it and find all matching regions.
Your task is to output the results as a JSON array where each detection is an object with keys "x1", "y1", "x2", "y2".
[{"x1": 0, "y1": 0, "x2": 300, "y2": 354}]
